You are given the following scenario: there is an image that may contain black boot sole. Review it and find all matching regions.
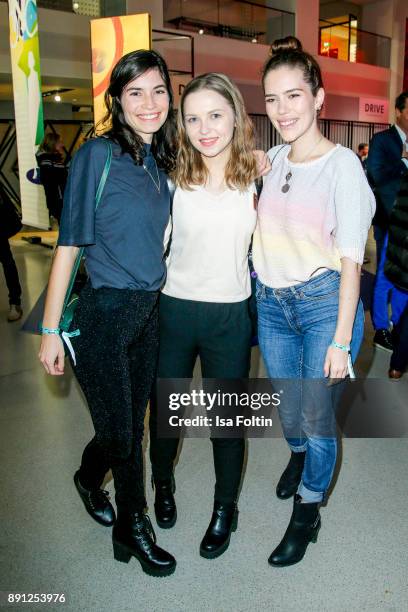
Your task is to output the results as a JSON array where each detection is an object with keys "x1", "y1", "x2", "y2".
[
  {"x1": 155, "y1": 509, "x2": 177, "y2": 529},
  {"x1": 113, "y1": 540, "x2": 176, "y2": 577},
  {"x1": 268, "y1": 521, "x2": 321, "y2": 567},
  {"x1": 199, "y1": 512, "x2": 238, "y2": 560}
]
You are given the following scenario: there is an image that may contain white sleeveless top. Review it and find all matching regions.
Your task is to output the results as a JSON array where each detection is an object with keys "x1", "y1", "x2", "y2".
[{"x1": 163, "y1": 184, "x2": 257, "y2": 302}]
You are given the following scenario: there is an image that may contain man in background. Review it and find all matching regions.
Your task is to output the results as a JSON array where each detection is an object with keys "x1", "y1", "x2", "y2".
[
  {"x1": 357, "y1": 142, "x2": 369, "y2": 172},
  {"x1": 366, "y1": 91, "x2": 408, "y2": 351}
]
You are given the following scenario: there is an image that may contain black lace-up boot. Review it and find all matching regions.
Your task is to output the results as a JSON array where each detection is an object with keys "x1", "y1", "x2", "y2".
[
  {"x1": 74, "y1": 471, "x2": 115, "y2": 526},
  {"x1": 112, "y1": 509, "x2": 176, "y2": 576}
]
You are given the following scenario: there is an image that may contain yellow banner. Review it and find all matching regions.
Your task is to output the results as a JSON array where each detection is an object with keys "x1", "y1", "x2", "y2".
[
  {"x1": 8, "y1": 0, "x2": 48, "y2": 229},
  {"x1": 91, "y1": 14, "x2": 151, "y2": 131}
]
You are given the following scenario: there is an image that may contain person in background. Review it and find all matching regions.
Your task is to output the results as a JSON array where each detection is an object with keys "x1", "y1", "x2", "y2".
[
  {"x1": 38, "y1": 50, "x2": 177, "y2": 577},
  {"x1": 0, "y1": 184, "x2": 22, "y2": 322},
  {"x1": 384, "y1": 171, "x2": 408, "y2": 379},
  {"x1": 356, "y1": 143, "x2": 368, "y2": 172},
  {"x1": 37, "y1": 132, "x2": 68, "y2": 225},
  {"x1": 254, "y1": 36, "x2": 374, "y2": 567},
  {"x1": 366, "y1": 92, "x2": 408, "y2": 352}
]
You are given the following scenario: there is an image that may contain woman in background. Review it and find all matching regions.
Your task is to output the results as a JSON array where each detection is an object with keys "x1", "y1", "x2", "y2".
[{"x1": 37, "y1": 132, "x2": 68, "y2": 225}]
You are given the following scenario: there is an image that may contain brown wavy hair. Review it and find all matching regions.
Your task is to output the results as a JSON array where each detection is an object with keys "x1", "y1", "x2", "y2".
[{"x1": 174, "y1": 73, "x2": 256, "y2": 191}]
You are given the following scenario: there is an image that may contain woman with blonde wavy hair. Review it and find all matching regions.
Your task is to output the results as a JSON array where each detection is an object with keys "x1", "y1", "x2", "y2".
[{"x1": 149, "y1": 72, "x2": 260, "y2": 559}]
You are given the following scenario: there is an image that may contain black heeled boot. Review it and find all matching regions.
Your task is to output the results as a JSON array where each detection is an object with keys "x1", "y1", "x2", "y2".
[
  {"x1": 268, "y1": 494, "x2": 321, "y2": 567},
  {"x1": 276, "y1": 451, "x2": 306, "y2": 499},
  {"x1": 73, "y1": 471, "x2": 116, "y2": 527},
  {"x1": 152, "y1": 475, "x2": 177, "y2": 529},
  {"x1": 199, "y1": 501, "x2": 238, "y2": 559},
  {"x1": 112, "y1": 509, "x2": 176, "y2": 577}
]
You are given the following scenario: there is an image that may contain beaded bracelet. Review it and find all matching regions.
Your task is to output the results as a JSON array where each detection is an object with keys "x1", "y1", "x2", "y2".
[{"x1": 41, "y1": 327, "x2": 61, "y2": 335}]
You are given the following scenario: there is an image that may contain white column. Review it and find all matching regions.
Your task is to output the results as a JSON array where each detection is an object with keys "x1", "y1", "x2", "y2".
[
  {"x1": 295, "y1": 0, "x2": 320, "y2": 56},
  {"x1": 389, "y1": 0, "x2": 408, "y2": 121}
]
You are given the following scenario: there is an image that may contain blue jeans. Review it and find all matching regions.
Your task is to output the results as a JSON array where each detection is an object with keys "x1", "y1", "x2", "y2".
[
  {"x1": 256, "y1": 270, "x2": 364, "y2": 502},
  {"x1": 371, "y1": 234, "x2": 408, "y2": 330}
]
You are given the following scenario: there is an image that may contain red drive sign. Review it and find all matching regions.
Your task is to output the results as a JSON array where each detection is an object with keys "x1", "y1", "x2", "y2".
[{"x1": 358, "y1": 97, "x2": 389, "y2": 123}]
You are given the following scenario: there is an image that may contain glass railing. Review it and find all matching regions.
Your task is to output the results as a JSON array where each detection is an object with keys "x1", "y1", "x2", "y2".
[
  {"x1": 319, "y1": 22, "x2": 391, "y2": 68},
  {"x1": 164, "y1": 0, "x2": 295, "y2": 45}
]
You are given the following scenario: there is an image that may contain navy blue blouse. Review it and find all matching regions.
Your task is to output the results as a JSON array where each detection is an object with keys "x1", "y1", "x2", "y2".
[{"x1": 58, "y1": 137, "x2": 170, "y2": 291}]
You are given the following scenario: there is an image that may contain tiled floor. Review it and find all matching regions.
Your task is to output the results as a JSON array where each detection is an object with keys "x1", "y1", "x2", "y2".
[{"x1": 0, "y1": 233, "x2": 407, "y2": 612}]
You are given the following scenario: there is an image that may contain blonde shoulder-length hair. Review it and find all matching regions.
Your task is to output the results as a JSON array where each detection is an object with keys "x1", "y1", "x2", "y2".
[{"x1": 174, "y1": 73, "x2": 257, "y2": 191}]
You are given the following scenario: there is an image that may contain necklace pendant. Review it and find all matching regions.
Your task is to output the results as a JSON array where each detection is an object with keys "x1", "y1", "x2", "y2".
[{"x1": 281, "y1": 183, "x2": 290, "y2": 193}]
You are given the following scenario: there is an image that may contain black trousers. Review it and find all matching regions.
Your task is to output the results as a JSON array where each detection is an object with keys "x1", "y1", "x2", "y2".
[
  {"x1": 0, "y1": 235, "x2": 21, "y2": 305},
  {"x1": 390, "y1": 302, "x2": 408, "y2": 372},
  {"x1": 149, "y1": 293, "x2": 252, "y2": 505},
  {"x1": 71, "y1": 284, "x2": 159, "y2": 513}
]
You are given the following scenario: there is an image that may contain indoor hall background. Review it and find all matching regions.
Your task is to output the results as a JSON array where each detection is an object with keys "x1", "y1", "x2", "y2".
[{"x1": 0, "y1": 117, "x2": 390, "y2": 208}]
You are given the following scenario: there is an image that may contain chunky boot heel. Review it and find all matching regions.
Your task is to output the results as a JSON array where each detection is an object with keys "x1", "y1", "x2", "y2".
[
  {"x1": 268, "y1": 494, "x2": 321, "y2": 567},
  {"x1": 152, "y1": 475, "x2": 177, "y2": 529},
  {"x1": 112, "y1": 510, "x2": 176, "y2": 577},
  {"x1": 113, "y1": 541, "x2": 132, "y2": 563},
  {"x1": 276, "y1": 451, "x2": 306, "y2": 500},
  {"x1": 200, "y1": 501, "x2": 238, "y2": 559}
]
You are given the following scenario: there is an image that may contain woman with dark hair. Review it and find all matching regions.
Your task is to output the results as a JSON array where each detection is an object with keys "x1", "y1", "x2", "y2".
[
  {"x1": 38, "y1": 50, "x2": 176, "y2": 577},
  {"x1": 253, "y1": 37, "x2": 375, "y2": 566},
  {"x1": 149, "y1": 73, "x2": 260, "y2": 559},
  {"x1": 37, "y1": 132, "x2": 67, "y2": 224}
]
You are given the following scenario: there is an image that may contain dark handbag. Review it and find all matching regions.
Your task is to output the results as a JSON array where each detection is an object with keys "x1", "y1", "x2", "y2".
[
  {"x1": 21, "y1": 142, "x2": 112, "y2": 338},
  {"x1": 0, "y1": 185, "x2": 22, "y2": 239},
  {"x1": 248, "y1": 179, "x2": 263, "y2": 346}
]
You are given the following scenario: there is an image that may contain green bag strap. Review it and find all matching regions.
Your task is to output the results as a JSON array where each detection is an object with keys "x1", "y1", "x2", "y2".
[{"x1": 62, "y1": 141, "x2": 112, "y2": 313}]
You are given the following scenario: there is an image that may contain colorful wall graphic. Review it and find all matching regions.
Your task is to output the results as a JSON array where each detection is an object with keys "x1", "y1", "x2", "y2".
[
  {"x1": 9, "y1": 0, "x2": 48, "y2": 229},
  {"x1": 91, "y1": 13, "x2": 151, "y2": 130}
]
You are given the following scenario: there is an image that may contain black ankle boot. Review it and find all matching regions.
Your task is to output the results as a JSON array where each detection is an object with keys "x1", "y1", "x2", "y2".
[
  {"x1": 112, "y1": 509, "x2": 176, "y2": 577},
  {"x1": 73, "y1": 471, "x2": 116, "y2": 527},
  {"x1": 199, "y1": 501, "x2": 238, "y2": 559},
  {"x1": 152, "y1": 475, "x2": 177, "y2": 529},
  {"x1": 276, "y1": 451, "x2": 306, "y2": 499},
  {"x1": 268, "y1": 494, "x2": 321, "y2": 567}
]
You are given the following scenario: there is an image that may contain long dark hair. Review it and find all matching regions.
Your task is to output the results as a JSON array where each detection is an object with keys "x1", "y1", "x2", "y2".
[
  {"x1": 102, "y1": 49, "x2": 176, "y2": 172},
  {"x1": 39, "y1": 132, "x2": 61, "y2": 154},
  {"x1": 262, "y1": 36, "x2": 323, "y2": 97}
]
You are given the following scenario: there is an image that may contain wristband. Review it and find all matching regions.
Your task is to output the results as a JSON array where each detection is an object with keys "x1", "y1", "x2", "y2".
[
  {"x1": 41, "y1": 327, "x2": 61, "y2": 335},
  {"x1": 331, "y1": 340, "x2": 356, "y2": 379},
  {"x1": 331, "y1": 340, "x2": 350, "y2": 351}
]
